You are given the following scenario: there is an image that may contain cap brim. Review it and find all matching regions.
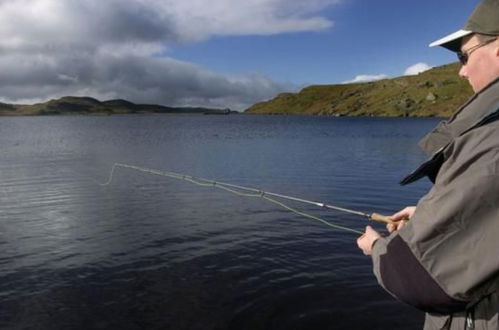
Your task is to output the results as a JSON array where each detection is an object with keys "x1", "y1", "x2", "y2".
[{"x1": 429, "y1": 29, "x2": 473, "y2": 52}]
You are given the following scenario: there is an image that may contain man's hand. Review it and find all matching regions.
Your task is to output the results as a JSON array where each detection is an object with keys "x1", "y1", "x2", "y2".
[
  {"x1": 356, "y1": 226, "x2": 381, "y2": 255},
  {"x1": 386, "y1": 206, "x2": 416, "y2": 233},
  {"x1": 357, "y1": 207, "x2": 416, "y2": 255}
]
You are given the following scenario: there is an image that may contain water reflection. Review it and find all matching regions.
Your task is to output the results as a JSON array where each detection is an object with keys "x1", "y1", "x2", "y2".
[{"x1": 0, "y1": 115, "x2": 436, "y2": 329}]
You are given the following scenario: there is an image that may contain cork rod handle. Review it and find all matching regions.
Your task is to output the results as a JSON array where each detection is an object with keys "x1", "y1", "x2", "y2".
[{"x1": 370, "y1": 212, "x2": 397, "y2": 225}]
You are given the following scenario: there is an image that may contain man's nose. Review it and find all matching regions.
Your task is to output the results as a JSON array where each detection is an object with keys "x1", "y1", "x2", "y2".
[{"x1": 458, "y1": 64, "x2": 468, "y2": 79}]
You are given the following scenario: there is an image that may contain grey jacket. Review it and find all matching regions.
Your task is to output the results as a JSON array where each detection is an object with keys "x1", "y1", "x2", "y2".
[{"x1": 371, "y1": 77, "x2": 499, "y2": 330}]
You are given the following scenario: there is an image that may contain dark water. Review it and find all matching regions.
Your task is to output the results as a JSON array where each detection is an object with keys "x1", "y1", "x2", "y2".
[{"x1": 0, "y1": 115, "x2": 439, "y2": 330}]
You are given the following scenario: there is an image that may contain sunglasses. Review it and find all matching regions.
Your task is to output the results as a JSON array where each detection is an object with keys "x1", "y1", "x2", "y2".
[{"x1": 457, "y1": 37, "x2": 497, "y2": 65}]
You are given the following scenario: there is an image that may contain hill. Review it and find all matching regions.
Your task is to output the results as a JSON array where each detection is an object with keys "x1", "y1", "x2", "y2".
[
  {"x1": 0, "y1": 96, "x2": 234, "y2": 116},
  {"x1": 245, "y1": 62, "x2": 473, "y2": 117}
]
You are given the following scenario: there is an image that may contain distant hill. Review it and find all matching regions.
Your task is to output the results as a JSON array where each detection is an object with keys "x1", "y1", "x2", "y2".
[
  {"x1": 0, "y1": 96, "x2": 236, "y2": 116},
  {"x1": 245, "y1": 62, "x2": 473, "y2": 117}
]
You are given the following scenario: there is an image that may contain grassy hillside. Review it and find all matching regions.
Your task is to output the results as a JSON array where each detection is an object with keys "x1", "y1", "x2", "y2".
[
  {"x1": 0, "y1": 96, "x2": 232, "y2": 116},
  {"x1": 245, "y1": 62, "x2": 473, "y2": 117}
]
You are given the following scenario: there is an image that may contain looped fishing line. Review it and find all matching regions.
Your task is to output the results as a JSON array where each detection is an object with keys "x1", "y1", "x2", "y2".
[{"x1": 100, "y1": 163, "x2": 364, "y2": 235}]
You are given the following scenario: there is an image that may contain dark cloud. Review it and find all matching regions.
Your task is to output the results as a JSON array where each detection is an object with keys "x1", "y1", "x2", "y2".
[
  {"x1": 0, "y1": 0, "x2": 338, "y2": 109},
  {"x1": 0, "y1": 52, "x2": 291, "y2": 109}
]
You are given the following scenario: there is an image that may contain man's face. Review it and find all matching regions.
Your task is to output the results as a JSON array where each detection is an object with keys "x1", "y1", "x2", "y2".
[{"x1": 459, "y1": 34, "x2": 499, "y2": 92}]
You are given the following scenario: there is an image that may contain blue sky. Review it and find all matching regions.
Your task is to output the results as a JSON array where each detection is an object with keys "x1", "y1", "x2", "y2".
[
  {"x1": 169, "y1": 0, "x2": 479, "y2": 85},
  {"x1": 0, "y1": 0, "x2": 481, "y2": 110}
]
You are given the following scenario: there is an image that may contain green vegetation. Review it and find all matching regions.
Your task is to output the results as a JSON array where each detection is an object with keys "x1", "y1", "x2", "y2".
[
  {"x1": 245, "y1": 62, "x2": 473, "y2": 117},
  {"x1": 0, "y1": 62, "x2": 472, "y2": 117},
  {"x1": 0, "y1": 96, "x2": 232, "y2": 116}
]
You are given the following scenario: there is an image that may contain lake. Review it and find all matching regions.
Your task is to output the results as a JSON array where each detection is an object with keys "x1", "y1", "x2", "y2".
[{"x1": 0, "y1": 114, "x2": 439, "y2": 329}]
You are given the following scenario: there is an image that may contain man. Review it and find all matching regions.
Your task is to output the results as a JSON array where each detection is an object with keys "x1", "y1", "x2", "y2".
[{"x1": 356, "y1": 0, "x2": 499, "y2": 329}]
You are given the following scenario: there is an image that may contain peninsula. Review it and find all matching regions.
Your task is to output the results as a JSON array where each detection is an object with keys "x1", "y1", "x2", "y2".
[
  {"x1": 0, "y1": 96, "x2": 235, "y2": 116},
  {"x1": 0, "y1": 62, "x2": 472, "y2": 118},
  {"x1": 244, "y1": 62, "x2": 473, "y2": 117}
]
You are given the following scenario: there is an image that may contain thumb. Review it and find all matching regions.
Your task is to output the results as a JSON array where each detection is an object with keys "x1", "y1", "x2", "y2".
[{"x1": 365, "y1": 225, "x2": 382, "y2": 239}]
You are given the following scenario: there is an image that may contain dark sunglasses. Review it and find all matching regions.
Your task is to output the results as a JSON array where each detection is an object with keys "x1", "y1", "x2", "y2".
[{"x1": 457, "y1": 37, "x2": 497, "y2": 65}]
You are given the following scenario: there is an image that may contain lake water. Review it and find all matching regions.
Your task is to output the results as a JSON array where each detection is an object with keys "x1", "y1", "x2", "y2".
[{"x1": 0, "y1": 114, "x2": 440, "y2": 329}]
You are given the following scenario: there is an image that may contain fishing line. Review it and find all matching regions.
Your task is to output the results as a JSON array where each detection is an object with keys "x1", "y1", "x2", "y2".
[{"x1": 100, "y1": 163, "x2": 393, "y2": 234}]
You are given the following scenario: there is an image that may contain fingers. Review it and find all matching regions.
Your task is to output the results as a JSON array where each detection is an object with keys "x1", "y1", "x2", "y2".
[
  {"x1": 386, "y1": 219, "x2": 407, "y2": 233},
  {"x1": 365, "y1": 225, "x2": 377, "y2": 235},
  {"x1": 385, "y1": 206, "x2": 415, "y2": 233},
  {"x1": 357, "y1": 226, "x2": 382, "y2": 256},
  {"x1": 397, "y1": 219, "x2": 407, "y2": 230},
  {"x1": 389, "y1": 206, "x2": 416, "y2": 221}
]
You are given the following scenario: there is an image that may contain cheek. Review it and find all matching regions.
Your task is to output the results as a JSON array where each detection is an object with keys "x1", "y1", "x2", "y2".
[
  {"x1": 470, "y1": 58, "x2": 498, "y2": 91},
  {"x1": 466, "y1": 67, "x2": 483, "y2": 92}
]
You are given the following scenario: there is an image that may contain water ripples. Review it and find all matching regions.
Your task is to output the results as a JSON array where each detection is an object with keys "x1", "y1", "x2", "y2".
[{"x1": 0, "y1": 115, "x2": 436, "y2": 329}]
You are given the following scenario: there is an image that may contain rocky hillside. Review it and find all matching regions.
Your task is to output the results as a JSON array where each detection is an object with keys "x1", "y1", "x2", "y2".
[
  {"x1": 0, "y1": 96, "x2": 232, "y2": 116},
  {"x1": 245, "y1": 62, "x2": 473, "y2": 117}
]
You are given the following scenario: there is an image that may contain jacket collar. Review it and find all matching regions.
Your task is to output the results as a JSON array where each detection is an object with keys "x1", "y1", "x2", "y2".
[{"x1": 418, "y1": 76, "x2": 499, "y2": 155}]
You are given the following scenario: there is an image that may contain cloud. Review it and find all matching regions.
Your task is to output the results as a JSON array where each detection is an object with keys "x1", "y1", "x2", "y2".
[
  {"x1": 0, "y1": 0, "x2": 339, "y2": 49},
  {"x1": 0, "y1": 51, "x2": 294, "y2": 110},
  {"x1": 404, "y1": 62, "x2": 432, "y2": 76},
  {"x1": 342, "y1": 74, "x2": 389, "y2": 84},
  {"x1": 0, "y1": 0, "x2": 340, "y2": 109},
  {"x1": 343, "y1": 62, "x2": 434, "y2": 85},
  {"x1": 162, "y1": 0, "x2": 337, "y2": 41}
]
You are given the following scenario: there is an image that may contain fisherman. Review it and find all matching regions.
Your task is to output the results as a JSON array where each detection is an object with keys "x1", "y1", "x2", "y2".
[{"x1": 357, "y1": 0, "x2": 499, "y2": 329}]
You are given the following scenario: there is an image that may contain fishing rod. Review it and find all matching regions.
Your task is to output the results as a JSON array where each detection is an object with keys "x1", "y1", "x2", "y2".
[
  {"x1": 100, "y1": 163, "x2": 396, "y2": 234},
  {"x1": 200, "y1": 177, "x2": 394, "y2": 224}
]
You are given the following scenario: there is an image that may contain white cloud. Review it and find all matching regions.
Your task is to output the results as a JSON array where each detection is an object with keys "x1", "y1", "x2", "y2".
[
  {"x1": 404, "y1": 62, "x2": 432, "y2": 76},
  {"x1": 343, "y1": 61, "x2": 434, "y2": 85},
  {"x1": 0, "y1": 0, "x2": 341, "y2": 109},
  {"x1": 161, "y1": 0, "x2": 337, "y2": 41},
  {"x1": 0, "y1": 0, "x2": 340, "y2": 49},
  {"x1": 342, "y1": 74, "x2": 389, "y2": 84}
]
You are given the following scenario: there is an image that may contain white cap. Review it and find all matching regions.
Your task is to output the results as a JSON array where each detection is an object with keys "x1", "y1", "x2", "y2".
[
  {"x1": 429, "y1": 29, "x2": 473, "y2": 51},
  {"x1": 428, "y1": 0, "x2": 499, "y2": 52}
]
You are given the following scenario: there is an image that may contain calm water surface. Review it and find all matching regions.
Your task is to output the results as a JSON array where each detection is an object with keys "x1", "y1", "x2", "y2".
[{"x1": 0, "y1": 115, "x2": 439, "y2": 329}]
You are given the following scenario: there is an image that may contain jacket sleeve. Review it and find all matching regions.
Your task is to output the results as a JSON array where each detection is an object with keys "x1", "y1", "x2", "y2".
[
  {"x1": 372, "y1": 125, "x2": 499, "y2": 314},
  {"x1": 372, "y1": 235, "x2": 468, "y2": 313}
]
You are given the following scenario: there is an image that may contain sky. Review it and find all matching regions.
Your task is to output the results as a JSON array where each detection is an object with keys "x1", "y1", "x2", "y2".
[{"x1": 0, "y1": 0, "x2": 481, "y2": 110}]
